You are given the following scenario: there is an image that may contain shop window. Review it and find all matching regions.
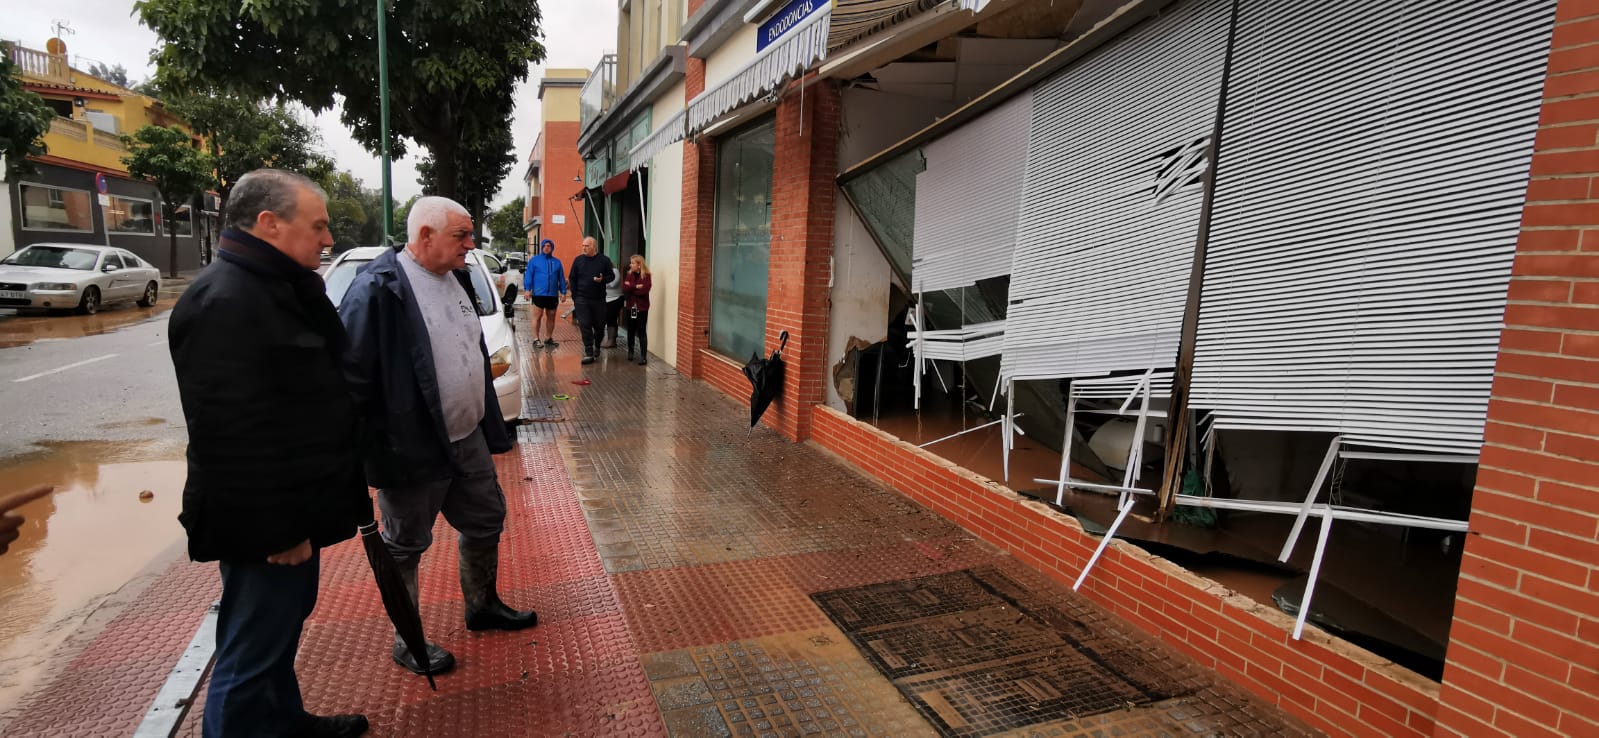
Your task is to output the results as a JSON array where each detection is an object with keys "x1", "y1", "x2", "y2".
[
  {"x1": 19, "y1": 183, "x2": 93, "y2": 232},
  {"x1": 839, "y1": 149, "x2": 924, "y2": 285},
  {"x1": 105, "y1": 195, "x2": 157, "y2": 235},
  {"x1": 169, "y1": 205, "x2": 195, "y2": 236},
  {"x1": 709, "y1": 117, "x2": 775, "y2": 361}
]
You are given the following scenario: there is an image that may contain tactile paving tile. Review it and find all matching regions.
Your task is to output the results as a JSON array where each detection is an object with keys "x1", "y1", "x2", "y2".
[{"x1": 643, "y1": 629, "x2": 936, "y2": 738}]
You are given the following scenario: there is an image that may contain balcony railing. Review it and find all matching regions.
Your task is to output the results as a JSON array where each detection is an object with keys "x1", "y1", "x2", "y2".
[
  {"x1": 50, "y1": 116, "x2": 88, "y2": 142},
  {"x1": 579, "y1": 55, "x2": 617, "y2": 133},
  {"x1": 8, "y1": 44, "x2": 72, "y2": 85}
]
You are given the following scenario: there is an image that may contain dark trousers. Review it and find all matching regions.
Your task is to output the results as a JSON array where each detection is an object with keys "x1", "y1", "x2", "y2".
[
  {"x1": 574, "y1": 298, "x2": 606, "y2": 355},
  {"x1": 627, "y1": 309, "x2": 648, "y2": 356},
  {"x1": 377, "y1": 427, "x2": 506, "y2": 567},
  {"x1": 204, "y1": 553, "x2": 320, "y2": 738},
  {"x1": 605, "y1": 298, "x2": 623, "y2": 329}
]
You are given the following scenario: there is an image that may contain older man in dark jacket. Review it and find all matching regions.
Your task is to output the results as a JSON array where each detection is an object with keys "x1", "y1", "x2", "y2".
[
  {"x1": 339, "y1": 195, "x2": 535, "y2": 678},
  {"x1": 170, "y1": 169, "x2": 369, "y2": 738}
]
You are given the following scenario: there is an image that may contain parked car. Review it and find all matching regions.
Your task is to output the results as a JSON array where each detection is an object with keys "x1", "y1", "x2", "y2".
[
  {"x1": 324, "y1": 246, "x2": 522, "y2": 423},
  {"x1": 0, "y1": 243, "x2": 163, "y2": 315},
  {"x1": 481, "y1": 252, "x2": 526, "y2": 308}
]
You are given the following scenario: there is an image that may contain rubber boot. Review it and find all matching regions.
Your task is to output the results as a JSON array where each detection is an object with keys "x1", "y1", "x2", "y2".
[
  {"x1": 460, "y1": 544, "x2": 539, "y2": 631},
  {"x1": 601, "y1": 324, "x2": 617, "y2": 348},
  {"x1": 391, "y1": 559, "x2": 456, "y2": 675}
]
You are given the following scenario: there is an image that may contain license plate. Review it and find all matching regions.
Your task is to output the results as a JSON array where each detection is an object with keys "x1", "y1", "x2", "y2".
[{"x1": 0, "y1": 290, "x2": 23, "y2": 300}]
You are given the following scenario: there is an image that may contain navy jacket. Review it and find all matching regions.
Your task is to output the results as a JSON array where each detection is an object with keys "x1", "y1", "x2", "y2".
[
  {"x1": 523, "y1": 252, "x2": 566, "y2": 297},
  {"x1": 338, "y1": 247, "x2": 513, "y2": 488},
  {"x1": 171, "y1": 230, "x2": 367, "y2": 562},
  {"x1": 568, "y1": 253, "x2": 615, "y2": 301}
]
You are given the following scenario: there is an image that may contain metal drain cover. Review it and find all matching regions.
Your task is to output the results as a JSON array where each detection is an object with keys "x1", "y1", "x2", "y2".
[{"x1": 812, "y1": 568, "x2": 1183, "y2": 737}]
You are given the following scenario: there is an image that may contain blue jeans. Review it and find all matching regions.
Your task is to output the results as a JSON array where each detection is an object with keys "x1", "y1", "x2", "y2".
[{"x1": 203, "y1": 552, "x2": 320, "y2": 738}]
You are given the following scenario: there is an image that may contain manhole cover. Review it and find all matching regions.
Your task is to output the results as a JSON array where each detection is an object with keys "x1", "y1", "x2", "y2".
[{"x1": 812, "y1": 568, "x2": 1184, "y2": 737}]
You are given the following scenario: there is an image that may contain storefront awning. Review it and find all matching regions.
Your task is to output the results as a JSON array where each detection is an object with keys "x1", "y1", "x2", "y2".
[
  {"x1": 629, "y1": 109, "x2": 687, "y2": 171},
  {"x1": 829, "y1": 0, "x2": 991, "y2": 52},
  {"x1": 686, "y1": 6, "x2": 832, "y2": 136},
  {"x1": 601, "y1": 170, "x2": 633, "y2": 195}
]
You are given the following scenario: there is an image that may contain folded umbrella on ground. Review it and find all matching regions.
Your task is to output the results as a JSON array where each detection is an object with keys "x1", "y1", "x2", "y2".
[
  {"x1": 358, "y1": 519, "x2": 437, "y2": 690},
  {"x1": 742, "y1": 331, "x2": 789, "y2": 430}
]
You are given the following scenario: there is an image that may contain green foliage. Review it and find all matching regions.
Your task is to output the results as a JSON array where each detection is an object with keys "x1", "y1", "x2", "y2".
[
  {"x1": 137, "y1": 0, "x2": 546, "y2": 203},
  {"x1": 87, "y1": 62, "x2": 132, "y2": 88},
  {"x1": 313, "y1": 169, "x2": 394, "y2": 248},
  {"x1": 0, "y1": 42, "x2": 54, "y2": 180},
  {"x1": 122, "y1": 124, "x2": 217, "y2": 276},
  {"x1": 162, "y1": 90, "x2": 330, "y2": 204},
  {"x1": 418, "y1": 123, "x2": 516, "y2": 230},
  {"x1": 485, "y1": 196, "x2": 527, "y2": 253},
  {"x1": 393, "y1": 194, "x2": 422, "y2": 240}
]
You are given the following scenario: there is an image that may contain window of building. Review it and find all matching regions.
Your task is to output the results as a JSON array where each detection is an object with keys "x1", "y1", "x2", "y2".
[
  {"x1": 19, "y1": 183, "x2": 93, "y2": 232},
  {"x1": 105, "y1": 195, "x2": 157, "y2": 235},
  {"x1": 45, "y1": 98, "x2": 73, "y2": 118},
  {"x1": 169, "y1": 204, "x2": 195, "y2": 236},
  {"x1": 709, "y1": 117, "x2": 775, "y2": 360}
]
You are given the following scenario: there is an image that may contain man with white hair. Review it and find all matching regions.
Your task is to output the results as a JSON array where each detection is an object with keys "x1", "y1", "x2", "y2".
[{"x1": 338, "y1": 196, "x2": 538, "y2": 678}]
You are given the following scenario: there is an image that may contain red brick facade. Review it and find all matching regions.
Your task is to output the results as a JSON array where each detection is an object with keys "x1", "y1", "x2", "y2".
[
  {"x1": 678, "y1": 57, "x2": 715, "y2": 380},
  {"x1": 540, "y1": 120, "x2": 586, "y2": 268},
  {"x1": 1434, "y1": 1, "x2": 1599, "y2": 736}
]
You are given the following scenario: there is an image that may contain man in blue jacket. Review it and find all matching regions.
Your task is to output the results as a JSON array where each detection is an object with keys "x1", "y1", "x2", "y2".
[
  {"x1": 338, "y1": 196, "x2": 538, "y2": 678},
  {"x1": 522, "y1": 238, "x2": 566, "y2": 348}
]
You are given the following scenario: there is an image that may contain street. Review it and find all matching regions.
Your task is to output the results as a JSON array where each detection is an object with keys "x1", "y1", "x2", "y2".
[{"x1": 0, "y1": 286, "x2": 190, "y2": 705}]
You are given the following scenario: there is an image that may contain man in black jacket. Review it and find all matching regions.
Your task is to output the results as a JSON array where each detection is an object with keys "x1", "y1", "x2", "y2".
[
  {"x1": 338, "y1": 196, "x2": 536, "y2": 678},
  {"x1": 568, "y1": 236, "x2": 615, "y2": 364},
  {"x1": 170, "y1": 169, "x2": 369, "y2": 738}
]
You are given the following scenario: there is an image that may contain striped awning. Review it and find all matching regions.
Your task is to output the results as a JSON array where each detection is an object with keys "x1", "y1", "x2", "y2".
[
  {"x1": 686, "y1": 7, "x2": 832, "y2": 135},
  {"x1": 828, "y1": 0, "x2": 989, "y2": 51},
  {"x1": 629, "y1": 109, "x2": 686, "y2": 171}
]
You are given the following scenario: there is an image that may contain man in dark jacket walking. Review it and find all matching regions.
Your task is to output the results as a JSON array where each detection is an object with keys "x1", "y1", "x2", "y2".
[
  {"x1": 170, "y1": 169, "x2": 369, "y2": 738},
  {"x1": 338, "y1": 196, "x2": 537, "y2": 678},
  {"x1": 567, "y1": 236, "x2": 615, "y2": 364}
]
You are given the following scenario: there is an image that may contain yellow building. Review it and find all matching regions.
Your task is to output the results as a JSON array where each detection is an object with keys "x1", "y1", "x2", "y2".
[{"x1": 4, "y1": 38, "x2": 208, "y2": 271}]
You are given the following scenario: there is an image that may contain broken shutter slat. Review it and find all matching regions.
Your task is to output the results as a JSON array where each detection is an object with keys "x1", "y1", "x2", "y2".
[{"x1": 1187, "y1": 0, "x2": 1558, "y2": 455}]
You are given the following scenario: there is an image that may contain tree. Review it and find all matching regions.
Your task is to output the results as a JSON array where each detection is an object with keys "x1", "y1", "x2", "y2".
[
  {"x1": 123, "y1": 125, "x2": 217, "y2": 277},
  {"x1": 392, "y1": 194, "x2": 422, "y2": 241},
  {"x1": 87, "y1": 62, "x2": 131, "y2": 88},
  {"x1": 138, "y1": 0, "x2": 546, "y2": 203},
  {"x1": 485, "y1": 197, "x2": 526, "y2": 254},
  {"x1": 417, "y1": 123, "x2": 516, "y2": 237},
  {"x1": 0, "y1": 42, "x2": 54, "y2": 180},
  {"x1": 162, "y1": 90, "x2": 329, "y2": 207},
  {"x1": 314, "y1": 169, "x2": 377, "y2": 248}
]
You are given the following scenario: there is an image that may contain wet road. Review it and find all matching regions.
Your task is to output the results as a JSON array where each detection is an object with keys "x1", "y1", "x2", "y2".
[{"x1": 0, "y1": 288, "x2": 191, "y2": 704}]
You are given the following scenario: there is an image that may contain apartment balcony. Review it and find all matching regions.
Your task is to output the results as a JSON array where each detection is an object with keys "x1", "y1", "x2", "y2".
[
  {"x1": 579, "y1": 55, "x2": 617, "y2": 133},
  {"x1": 8, "y1": 43, "x2": 73, "y2": 86}
]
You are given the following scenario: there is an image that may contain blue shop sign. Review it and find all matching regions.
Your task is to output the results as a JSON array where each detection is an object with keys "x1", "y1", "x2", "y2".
[{"x1": 758, "y1": 0, "x2": 824, "y2": 52}]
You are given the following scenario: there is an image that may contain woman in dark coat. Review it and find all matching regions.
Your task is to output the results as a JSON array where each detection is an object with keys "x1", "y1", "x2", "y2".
[{"x1": 621, "y1": 254, "x2": 653, "y2": 365}]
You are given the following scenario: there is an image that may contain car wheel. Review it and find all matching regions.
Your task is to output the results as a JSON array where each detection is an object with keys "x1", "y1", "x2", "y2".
[
  {"x1": 137, "y1": 282, "x2": 159, "y2": 308},
  {"x1": 77, "y1": 286, "x2": 101, "y2": 315}
]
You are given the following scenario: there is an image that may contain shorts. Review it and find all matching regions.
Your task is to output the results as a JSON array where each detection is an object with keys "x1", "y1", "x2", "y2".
[{"x1": 530, "y1": 295, "x2": 559, "y2": 310}]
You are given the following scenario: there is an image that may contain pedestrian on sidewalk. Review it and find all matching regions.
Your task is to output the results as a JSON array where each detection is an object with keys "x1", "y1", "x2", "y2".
[
  {"x1": 622, "y1": 254, "x2": 653, "y2": 366},
  {"x1": 169, "y1": 169, "x2": 369, "y2": 738},
  {"x1": 523, "y1": 239, "x2": 566, "y2": 348},
  {"x1": 338, "y1": 196, "x2": 538, "y2": 678},
  {"x1": 601, "y1": 266, "x2": 624, "y2": 349},
  {"x1": 568, "y1": 236, "x2": 615, "y2": 365}
]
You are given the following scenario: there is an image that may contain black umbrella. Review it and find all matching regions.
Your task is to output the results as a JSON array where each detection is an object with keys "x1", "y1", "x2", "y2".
[
  {"x1": 358, "y1": 519, "x2": 437, "y2": 690},
  {"x1": 742, "y1": 330, "x2": 789, "y2": 430}
]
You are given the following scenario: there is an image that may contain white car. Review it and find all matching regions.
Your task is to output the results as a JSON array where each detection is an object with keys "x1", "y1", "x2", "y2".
[
  {"x1": 0, "y1": 243, "x2": 163, "y2": 315},
  {"x1": 324, "y1": 247, "x2": 522, "y2": 423}
]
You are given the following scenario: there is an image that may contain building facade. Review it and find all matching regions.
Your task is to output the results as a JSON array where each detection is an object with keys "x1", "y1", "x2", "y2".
[
  {"x1": 523, "y1": 68, "x2": 589, "y2": 268},
  {"x1": 575, "y1": 2, "x2": 1599, "y2": 736},
  {"x1": 5, "y1": 39, "x2": 207, "y2": 272}
]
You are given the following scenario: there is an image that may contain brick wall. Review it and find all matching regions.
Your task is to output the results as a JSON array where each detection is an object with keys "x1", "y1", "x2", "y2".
[
  {"x1": 678, "y1": 57, "x2": 715, "y2": 380},
  {"x1": 1433, "y1": 2, "x2": 1599, "y2": 737},
  {"x1": 763, "y1": 77, "x2": 841, "y2": 441},
  {"x1": 541, "y1": 120, "x2": 586, "y2": 267},
  {"x1": 810, "y1": 406, "x2": 1442, "y2": 738}
]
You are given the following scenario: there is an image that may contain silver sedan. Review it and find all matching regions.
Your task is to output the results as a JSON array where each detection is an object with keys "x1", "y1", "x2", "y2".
[{"x1": 0, "y1": 243, "x2": 163, "y2": 315}]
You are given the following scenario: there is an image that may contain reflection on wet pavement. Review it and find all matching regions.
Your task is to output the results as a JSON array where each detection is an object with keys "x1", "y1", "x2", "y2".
[
  {"x1": 0, "y1": 439, "x2": 187, "y2": 706},
  {"x1": 0, "y1": 286, "x2": 182, "y2": 349}
]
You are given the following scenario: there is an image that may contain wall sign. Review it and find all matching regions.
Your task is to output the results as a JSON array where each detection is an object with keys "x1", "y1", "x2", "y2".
[{"x1": 758, "y1": 0, "x2": 823, "y2": 52}]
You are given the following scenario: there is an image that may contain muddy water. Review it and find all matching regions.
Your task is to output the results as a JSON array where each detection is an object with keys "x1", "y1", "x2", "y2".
[
  {"x1": 0, "y1": 439, "x2": 187, "y2": 705},
  {"x1": 0, "y1": 296, "x2": 177, "y2": 349}
]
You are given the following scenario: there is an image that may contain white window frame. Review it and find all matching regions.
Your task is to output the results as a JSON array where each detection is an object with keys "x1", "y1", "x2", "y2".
[
  {"x1": 19, "y1": 182, "x2": 94, "y2": 233},
  {"x1": 104, "y1": 193, "x2": 159, "y2": 236}
]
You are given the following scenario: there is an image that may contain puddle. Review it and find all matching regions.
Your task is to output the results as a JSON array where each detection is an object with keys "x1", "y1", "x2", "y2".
[
  {"x1": 0, "y1": 439, "x2": 187, "y2": 705},
  {"x1": 0, "y1": 301, "x2": 175, "y2": 349}
]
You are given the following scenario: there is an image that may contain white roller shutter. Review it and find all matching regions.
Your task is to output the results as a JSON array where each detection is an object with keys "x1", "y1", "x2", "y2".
[
  {"x1": 1000, "y1": 0, "x2": 1230, "y2": 383},
  {"x1": 1188, "y1": 0, "x2": 1558, "y2": 454},
  {"x1": 911, "y1": 89, "x2": 1034, "y2": 293}
]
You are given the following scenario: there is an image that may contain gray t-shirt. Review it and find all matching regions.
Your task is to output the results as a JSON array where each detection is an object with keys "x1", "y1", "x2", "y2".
[{"x1": 400, "y1": 250, "x2": 485, "y2": 442}]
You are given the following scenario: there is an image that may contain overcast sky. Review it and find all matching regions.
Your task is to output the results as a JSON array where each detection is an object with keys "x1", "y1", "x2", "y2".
[{"x1": 8, "y1": 0, "x2": 615, "y2": 213}]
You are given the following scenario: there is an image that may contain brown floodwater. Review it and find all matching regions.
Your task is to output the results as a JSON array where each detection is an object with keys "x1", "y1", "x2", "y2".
[
  {"x1": 0, "y1": 295, "x2": 179, "y2": 349},
  {"x1": 0, "y1": 439, "x2": 187, "y2": 705}
]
